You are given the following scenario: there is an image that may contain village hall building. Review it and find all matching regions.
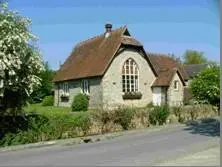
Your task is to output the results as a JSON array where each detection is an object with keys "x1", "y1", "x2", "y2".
[{"x1": 53, "y1": 24, "x2": 203, "y2": 109}]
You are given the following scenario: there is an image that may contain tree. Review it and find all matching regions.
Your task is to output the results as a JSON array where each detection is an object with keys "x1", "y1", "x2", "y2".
[
  {"x1": 183, "y1": 50, "x2": 207, "y2": 64},
  {"x1": 30, "y1": 62, "x2": 55, "y2": 103},
  {"x1": 190, "y1": 65, "x2": 220, "y2": 108},
  {"x1": 0, "y1": 2, "x2": 44, "y2": 113}
]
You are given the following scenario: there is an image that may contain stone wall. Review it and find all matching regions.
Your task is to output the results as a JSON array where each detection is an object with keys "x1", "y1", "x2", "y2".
[
  {"x1": 167, "y1": 72, "x2": 184, "y2": 106},
  {"x1": 88, "y1": 78, "x2": 103, "y2": 109},
  {"x1": 102, "y1": 48, "x2": 156, "y2": 109},
  {"x1": 54, "y1": 77, "x2": 103, "y2": 109}
]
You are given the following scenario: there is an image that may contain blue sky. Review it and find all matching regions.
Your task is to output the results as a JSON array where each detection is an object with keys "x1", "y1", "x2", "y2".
[{"x1": 8, "y1": 0, "x2": 219, "y2": 70}]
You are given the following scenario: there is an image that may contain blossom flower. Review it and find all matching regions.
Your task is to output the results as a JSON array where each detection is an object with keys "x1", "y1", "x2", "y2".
[{"x1": 0, "y1": 2, "x2": 45, "y2": 98}]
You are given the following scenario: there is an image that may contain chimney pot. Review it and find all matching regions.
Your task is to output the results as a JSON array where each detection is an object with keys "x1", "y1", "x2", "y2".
[{"x1": 105, "y1": 23, "x2": 112, "y2": 33}]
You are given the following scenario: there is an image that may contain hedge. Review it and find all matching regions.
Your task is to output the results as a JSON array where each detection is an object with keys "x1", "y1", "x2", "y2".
[{"x1": 0, "y1": 104, "x2": 218, "y2": 147}]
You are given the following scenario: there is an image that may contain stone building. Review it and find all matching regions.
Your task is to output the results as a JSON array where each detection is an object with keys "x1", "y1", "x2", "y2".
[{"x1": 53, "y1": 24, "x2": 195, "y2": 109}]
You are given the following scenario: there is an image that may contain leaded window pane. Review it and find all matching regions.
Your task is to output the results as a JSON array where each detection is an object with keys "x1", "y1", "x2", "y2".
[{"x1": 122, "y1": 58, "x2": 139, "y2": 93}]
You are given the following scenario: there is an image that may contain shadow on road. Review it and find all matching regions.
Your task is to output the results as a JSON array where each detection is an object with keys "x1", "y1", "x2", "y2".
[{"x1": 184, "y1": 118, "x2": 220, "y2": 137}]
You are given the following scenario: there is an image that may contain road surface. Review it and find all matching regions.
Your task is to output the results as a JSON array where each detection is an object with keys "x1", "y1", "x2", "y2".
[{"x1": 0, "y1": 119, "x2": 220, "y2": 166}]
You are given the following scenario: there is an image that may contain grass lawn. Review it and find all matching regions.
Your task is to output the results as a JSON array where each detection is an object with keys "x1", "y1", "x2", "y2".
[{"x1": 23, "y1": 103, "x2": 72, "y2": 116}]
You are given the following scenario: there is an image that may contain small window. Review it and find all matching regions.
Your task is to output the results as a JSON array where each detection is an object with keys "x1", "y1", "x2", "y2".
[
  {"x1": 174, "y1": 81, "x2": 179, "y2": 90},
  {"x1": 62, "y1": 83, "x2": 69, "y2": 93},
  {"x1": 81, "y1": 80, "x2": 90, "y2": 94}
]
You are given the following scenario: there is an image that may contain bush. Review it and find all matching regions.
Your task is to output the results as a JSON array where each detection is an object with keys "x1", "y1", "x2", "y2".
[
  {"x1": 1, "y1": 103, "x2": 218, "y2": 147},
  {"x1": 42, "y1": 96, "x2": 54, "y2": 106},
  {"x1": 146, "y1": 102, "x2": 154, "y2": 108},
  {"x1": 149, "y1": 105, "x2": 169, "y2": 125},
  {"x1": 190, "y1": 66, "x2": 220, "y2": 108},
  {"x1": 169, "y1": 104, "x2": 218, "y2": 123},
  {"x1": 148, "y1": 109, "x2": 158, "y2": 125},
  {"x1": 91, "y1": 110, "x2": 113, "y2": 133},
  {"x1": 72, "y1": 112, "x2": 91, "y2": 136},
  {"x1": 0, "y1": 111, "x2": 92, "y2": 147},
  {"x1": 133, "y1": 108, "x2": 150, "y2": 127},
  {"x1": 113, "y1": 107, "x2": 134, "y2": 130},
  {"x1": 171, "y1": 106, "x2": 184, "y2": 123},
  {"x1": 72, "y1": 93, "x2": 89, "y2": 112}
]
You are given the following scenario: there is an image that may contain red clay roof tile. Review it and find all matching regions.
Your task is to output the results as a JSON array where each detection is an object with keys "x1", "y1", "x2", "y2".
[
  {"x1": 53, "y1": 27, "x2": 126, "y2": 82},
  {"x1": 148, "y1": 53, "x2": 187, "y2": 86}
]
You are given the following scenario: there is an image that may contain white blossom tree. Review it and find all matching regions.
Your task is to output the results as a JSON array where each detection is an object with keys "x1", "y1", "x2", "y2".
[{"x1": 0, "y1": 2, "x2": 44, "y2": 113}]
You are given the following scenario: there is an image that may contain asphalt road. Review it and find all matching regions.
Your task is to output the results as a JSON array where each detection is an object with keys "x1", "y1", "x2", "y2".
[{"x1": 0, "y1": 119, "x2": 220, "y2": 166}]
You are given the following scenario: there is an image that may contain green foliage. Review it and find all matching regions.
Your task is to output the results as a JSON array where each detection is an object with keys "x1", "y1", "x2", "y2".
[
  {"x1": 190, "y1": 66, "x2": 220, "y2": 108},
  {"x1": 183, "y1": 50, "x2": 207, "y2": 64},
  {"x1": 146, "y1": 102, "x2": 154, "y2": 108},
  {"x1": 133, "y1": 108, "x2": 150, "y2": 127},
  {"x1": 171, "y1": 106, "x2": 184, "y2": 123},
  {"x1": 0, "y1": 133, "x2": 15, "y2": 146},
  {"x1": 30, "y1": 62, "x2": 56, "y2": 103},
  {"x1": 113, "y1": 107, "x2": 134, "y2": 130},
  {"x1": 23, "y1": 103, "x2": 71, "y2": 114},
  {"x1": 91, "y1": 110, "x2": 113, "y2": 133},
  {"x1": 0, "y1": 111, "x2": 92, "y2": 146},
  {"x1": 0, "y1": 103, "x2": 218, "y2": 147},
  {"x1": 0, "y1": 2, "x2": 44, "y2": 113},
  {"x1": 72, "y1": 112, "x2": 91, "y2": 135},
  {"x1": 170, "y1": 104, "x2": 217, "y2": 123},
  {"x1": 149, "y1": 105, "x2": 169, "y2": 125},
  {"x1": 42, "y1": 96, "x2": 54, "y2": 106},
  {"x1": 72, "y1": 93, "x2": 89, "y2": 112}
]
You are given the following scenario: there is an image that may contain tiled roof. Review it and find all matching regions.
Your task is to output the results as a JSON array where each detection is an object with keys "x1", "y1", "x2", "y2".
[
  {"x1": 53, "y1": 27, "x2": 124, "y2": 82},
  {"x1": 147, "y1": 53, "x2": 187, "y2": 86},
  {"x1": 53, "y1": 26, "x2": 150, "y2": 82},
  {"x1": 53, "y1": 25, "x2": 189, "y2": 87}
]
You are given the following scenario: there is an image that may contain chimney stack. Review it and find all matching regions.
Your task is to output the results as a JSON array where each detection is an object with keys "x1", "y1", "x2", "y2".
[{"x1": 105, "y1": 23, "x2": 112, "y2": 38}]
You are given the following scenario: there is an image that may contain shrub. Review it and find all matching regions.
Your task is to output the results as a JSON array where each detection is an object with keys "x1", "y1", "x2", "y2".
[
  {"x1": 148, "y1": 109, "x2": 158, "y2": 125},
  {"x1": 0, "y1": 133, "x2": 14, "y2": 146},
  {"x1": 149, "y1": 105, "x2": 169, "y2": 125},
  {"x1": 1, "y1": 103, "x2": 218, "y2": 147},
  {"x1": 189, "y1": 106, "x2": 199, "y2": 121},
  {"x1": 190, "y1": 66, "x2": 220, "y2": 108},
  {"x1": 169, "y1": 104, "x2": 218, "y2": 123},
  {"x1": 171, "y1": 106, "x2": 184, "y2": 123},
  {"x1": 113, "y1": 107, "x2": 134, "y2": 130},
  {"x1": 0, "y1": 111, "x2": 92, "y2": 147},
  {"x1": 146, "y1": 102, "x2": 154, "y2": 108},
  {"x1": 133, "y1": 108, "x2": 150, "y2": 127},
  {"x1": 91, "y1": 110, "x2": 113, "y2": 133},
  {"x1": 42, "y1": 96, "x2": 54, "y2": 106},
  {"x1": 72, "y1": 93, "x2": 89, "y2": 112},
  {"x1": 72, "y1": 112, "x2": 92, "y2": 136}
]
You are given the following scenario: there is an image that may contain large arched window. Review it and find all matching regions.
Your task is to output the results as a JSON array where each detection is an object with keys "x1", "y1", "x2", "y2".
[{"x1": 122, "y1": 58, "x2": 139, "y2": 92}]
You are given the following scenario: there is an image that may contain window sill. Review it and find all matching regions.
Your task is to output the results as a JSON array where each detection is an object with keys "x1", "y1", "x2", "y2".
[{"x1": 122, "y1": 92, "x2": 142, "y2": 100}]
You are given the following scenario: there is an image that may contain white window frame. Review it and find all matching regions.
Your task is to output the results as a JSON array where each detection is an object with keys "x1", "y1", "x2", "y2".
[
  {"x1": 174, "y1": 80, "x2": 179, "y2": 90},
  {"x1": 81, "y1": 80, "x2": 90, "y2": 94},
  {"x1": 122, "y1": 58, "x2": 139, "y2": 93}
]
